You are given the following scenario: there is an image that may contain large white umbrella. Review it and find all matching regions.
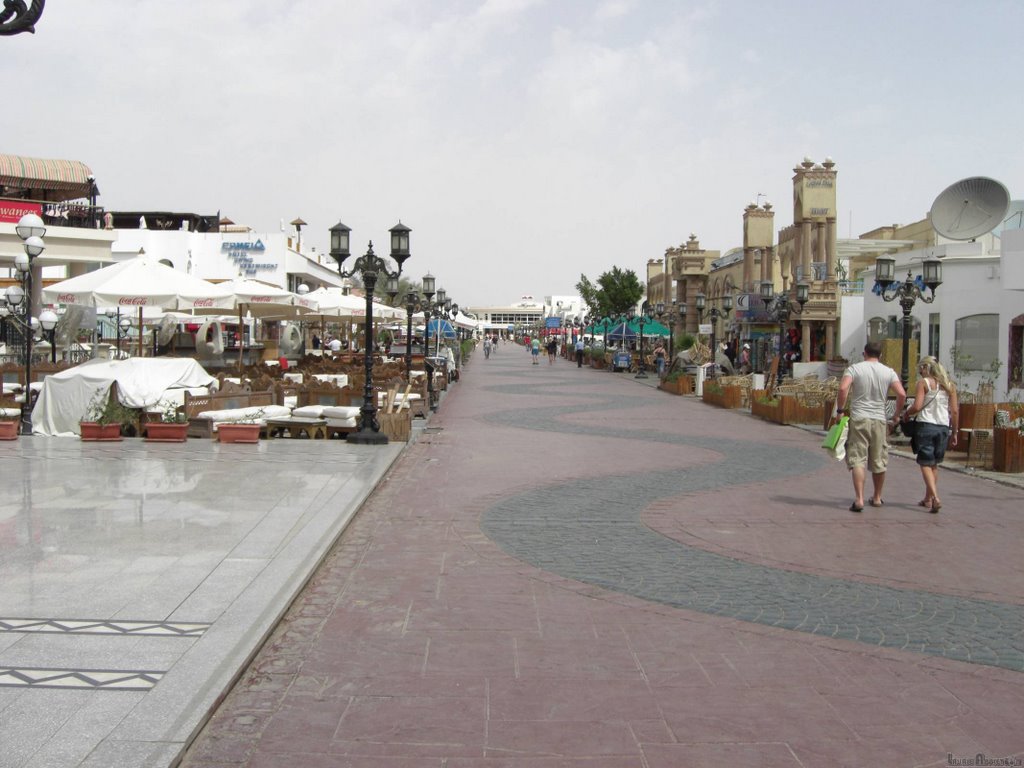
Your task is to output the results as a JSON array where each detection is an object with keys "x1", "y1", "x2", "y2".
[
  {"x1": 42, "y1": 254, "x2": 234, "y2": 357},
  {"x1": 42, "y1": 254, "x2": 233, "y2": 311},
  {"x1": 193, "y1": 277, "x2": 321, "y2": 369}
]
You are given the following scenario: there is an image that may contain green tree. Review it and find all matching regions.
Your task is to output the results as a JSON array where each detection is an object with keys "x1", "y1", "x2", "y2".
[{"x1": 576, "y1": 267, "x2": 645, "y2": 318}]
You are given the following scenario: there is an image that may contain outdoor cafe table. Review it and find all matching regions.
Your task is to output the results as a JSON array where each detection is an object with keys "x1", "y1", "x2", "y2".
[{"x1": 312, "y1": 373, "x2": 348, "y2": 387}]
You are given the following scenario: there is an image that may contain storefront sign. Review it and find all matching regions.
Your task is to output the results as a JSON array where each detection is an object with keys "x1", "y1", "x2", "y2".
[
  {"x1": 0, "y1": 200, "x2": 42, "y2": 224},
  {"x1": 221, "y1": 239, "x2": 277, "y2": 275}
]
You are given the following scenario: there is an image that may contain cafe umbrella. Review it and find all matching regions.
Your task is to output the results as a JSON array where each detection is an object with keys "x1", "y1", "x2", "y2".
[{"x1": 41, "y1": 252, "x2": 234, "y2": 357}]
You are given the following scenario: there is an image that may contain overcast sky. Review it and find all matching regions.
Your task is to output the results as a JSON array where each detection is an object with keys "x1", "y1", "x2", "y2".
[{"x1": 4, "y1": 1, "x2": 1022, "y2": 307}]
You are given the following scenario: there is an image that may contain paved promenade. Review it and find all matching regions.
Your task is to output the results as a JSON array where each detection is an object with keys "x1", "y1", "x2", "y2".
[
  {"x1": 0, "y1": 433, "x2": 403, "y2": 767},
  {"x1": 176, "y1": 347, "x2": 1023, "y2": 768}
]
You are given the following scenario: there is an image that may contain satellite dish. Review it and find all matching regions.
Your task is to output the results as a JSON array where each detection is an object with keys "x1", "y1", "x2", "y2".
[{"x1": 930, "y1": 176, "x2": 1010, "y2": 240}]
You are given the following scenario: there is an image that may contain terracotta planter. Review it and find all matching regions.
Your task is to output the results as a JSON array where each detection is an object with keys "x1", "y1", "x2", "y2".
[
  {"x1": 954, "y1": 403, "x2": 996, "y2": 452},
  {"x1": 145, "y1": 422, "x2": 188, "y2": 443},
  {"x1": 217, "y1": 423, "x2": 261, "y2": 443},
  {"x1": 0, "y1": 420, "x2": 19, "y2": 440},
  {"x1": 702, "y1": 385, "x2": 743, "y2": 409},
  {"x1": 659, "y1": 376, "x2": 692, "y2": 395},
  {"x1": 80, "y1": 422, "x2": 123, "y2": 442},
  {"x1": 993, "y1": 427, "x2": 1024, "y2": 473}
]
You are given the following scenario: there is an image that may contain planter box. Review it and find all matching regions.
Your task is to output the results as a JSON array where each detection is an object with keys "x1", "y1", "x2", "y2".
[
  {"x1": 144, "y1": 422, "x2": 188, "y2": 443},
  {"x1": 378, "y1": 411, "x2": 412, "y2": 442},
  {"x1": 993, "y1": 427, "x2": 1024, "y2": 473},
  {"x1": 659, "y1": 376, "x2": 693, "y2": 395},
  {"x1": 751, "y1": 391, "x2": 786, "y2": 422},
  {"x1": 702, "y1": 385, "x2": 743, "y2": 409},
  {"x1": 0, "y1": 420, "x2": 19, "y2": 440},
  {"x1": 217, "y1": 423, "x2": 261, "y2": 444},
  {"x1": 80, "y1": 422, "x2": 123, "y2": 442},
  {"x1": 954, "y1": 403, "x2": 996, "y2": 452}
]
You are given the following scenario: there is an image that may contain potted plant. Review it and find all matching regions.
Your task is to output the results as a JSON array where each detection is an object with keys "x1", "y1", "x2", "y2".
[
  {"x1": 80, "y1": 387, "x2": 138, "y2": 441},
  {"x1": 217, "y1": 409, "x2": 265, "y2": 444},
  {"x1": 659, "y1": 369, "x2": 692, "y2": 395},
  {"x1": 993, "y1": 411, "x2": 1024, "y2": 473},
  {"x1": 0, "y1": 408, "x2": 19, "y2": 440},
  {"x1": 144, "y1": 401, "x2": 189, "y2": 443}
]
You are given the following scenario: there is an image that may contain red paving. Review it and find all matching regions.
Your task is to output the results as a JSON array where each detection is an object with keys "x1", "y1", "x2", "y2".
[{"x1": 181, "y1": 349, "x2": 1024, "y2": 767}]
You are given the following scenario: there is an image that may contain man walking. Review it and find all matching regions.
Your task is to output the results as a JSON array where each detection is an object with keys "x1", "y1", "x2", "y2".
[
  {"x1": 575, "y1": 336, "x2": 585, "y2": 368},
  {"x1": 834, "y1": 341, "x2": 906, "y2": 512}
]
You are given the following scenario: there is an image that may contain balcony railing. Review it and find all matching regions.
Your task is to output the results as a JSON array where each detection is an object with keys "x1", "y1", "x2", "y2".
[{"x1": 2, "y1": 196, "x2": 105, "y2": 231}]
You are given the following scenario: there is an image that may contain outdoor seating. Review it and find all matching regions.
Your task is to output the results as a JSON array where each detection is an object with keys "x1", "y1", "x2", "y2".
[{"x1": 182, "y1": 388, "x2": 284, "y2": 438}]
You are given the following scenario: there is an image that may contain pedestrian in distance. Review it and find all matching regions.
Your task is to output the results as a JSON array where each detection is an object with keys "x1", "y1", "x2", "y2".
[
  {"x1": 483, "y1": 336, "x2": 492, "y2": 359},
  {"x1": 738, "y1": 343, "x2": 752, "y2": 374},
  {"x1": 530, "y1": 337, "x2": 541, "y2": 364},
  {"x1": 653, "y1": 342, "x2": 667, "y2": 377},
  {"x1": 546, "y1": 337, "x2": 557, "y2": 365},
  {"x1": 901, "y1": 356, "x2": 959, "y2": 512},
  {"x1": 575, "y1": 336, "x2": 585, "y2": 368},
  {"x1": 835, "y1": 341, "x2": 906, "y2": 512}
]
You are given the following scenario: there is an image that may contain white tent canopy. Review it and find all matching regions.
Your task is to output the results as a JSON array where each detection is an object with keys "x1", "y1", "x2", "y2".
[
  {"x1": 41, "y1": 253, "x2": 234, "y2": 311},
  {"x1": 303, "y1": 287, "x2": 405, "y2": 320},
  {"x1": 31, "y1": 357, "x2": 215, "y2": 436}
]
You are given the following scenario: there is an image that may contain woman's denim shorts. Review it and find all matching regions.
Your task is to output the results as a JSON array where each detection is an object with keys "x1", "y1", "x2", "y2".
[{"x1": 915, "y1": 422, "x2": 950, "y2": 466}]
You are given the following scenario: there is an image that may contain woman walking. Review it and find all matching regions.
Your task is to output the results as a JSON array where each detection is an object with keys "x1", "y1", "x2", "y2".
[{"x1": 902, "y1": 356, "x2": 959, "y2": 512}]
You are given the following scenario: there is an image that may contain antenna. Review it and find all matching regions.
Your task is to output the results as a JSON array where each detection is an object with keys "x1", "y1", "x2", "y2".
[{"x1": 929, "y1": 176, "x2": 1010, "y2": 241}]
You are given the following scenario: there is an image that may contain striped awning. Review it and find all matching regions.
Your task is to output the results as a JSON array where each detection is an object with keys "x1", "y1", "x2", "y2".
[{"x1": 0, "y1": 153, "x2": 94, "y2": 198}]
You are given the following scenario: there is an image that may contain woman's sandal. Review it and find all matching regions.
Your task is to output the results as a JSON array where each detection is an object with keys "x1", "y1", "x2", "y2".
[
  {"x1": 930, "y1": 499, "x2": 942, "y2": 513},
  {"x1": 918, "y1": 498, "x2": 932, "y2": 508}
]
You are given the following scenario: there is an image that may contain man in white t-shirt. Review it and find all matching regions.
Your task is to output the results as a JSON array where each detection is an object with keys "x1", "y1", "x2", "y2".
[{"x1": 835, "y1": 341, "x2": 906, "y2": 512}]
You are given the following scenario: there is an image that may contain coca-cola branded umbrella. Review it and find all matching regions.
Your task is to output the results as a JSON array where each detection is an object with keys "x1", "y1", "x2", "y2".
[
  {"x1": 42, "y1": 253, "x2": 234, "y2": 357},
  {"x1": 193, "y1": 277, "x2": 320, "y2": 369}
]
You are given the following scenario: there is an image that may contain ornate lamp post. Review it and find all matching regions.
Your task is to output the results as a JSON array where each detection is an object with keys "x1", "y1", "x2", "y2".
[
  {"x1": 759, "y1": 280, "x2": 809, "y2": 385},
  {"x1": 655, "y1": 299, "x2": 685, "y2": 364},
  {"x1": 328, "y1": 219, "x2": 411, "y2": 444},
  {"x1": 633, "y1": 302, "x2": 655, "y2": 379},
  {"x1": 695, "y1": 289, "x2": 733, "y2": 377},
  {"x1": 874, "y1": 255, "x2": 942, "y2": 389},
  {"x1": 403, "y1": 289, "x2": 419, "y2": 382},
  {"x1": 7, "y1": 213, "x2": 46, "y2": 434},
  {"x1": 420, "y1": 273, "x2": 437, "y2": 410},
  {"x1": 39, "y1": 309, "x2": 58, "y2": 363},
  {"x1": 0, "y1": 0, "x2": 45, "y2": 35}
]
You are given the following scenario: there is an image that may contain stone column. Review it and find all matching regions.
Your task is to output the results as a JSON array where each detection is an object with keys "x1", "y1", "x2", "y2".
[{"x1": 801, "y1": 219, "x2": 812, "y2": 282}]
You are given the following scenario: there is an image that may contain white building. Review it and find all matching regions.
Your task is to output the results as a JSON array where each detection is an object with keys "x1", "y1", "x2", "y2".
[{"x1": 858, "y1": 215, "x2": 1023, "y2": 402}]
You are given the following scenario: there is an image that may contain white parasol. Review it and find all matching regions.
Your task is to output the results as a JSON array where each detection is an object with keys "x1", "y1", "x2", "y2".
[{"x1": 42, "y1": 253, "x2": 234, "y2": 357}]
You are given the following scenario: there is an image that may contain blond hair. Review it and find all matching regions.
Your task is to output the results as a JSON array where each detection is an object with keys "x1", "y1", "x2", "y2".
[{"x1": 918, "y1": 356, "x2": 954, "y2": 394}]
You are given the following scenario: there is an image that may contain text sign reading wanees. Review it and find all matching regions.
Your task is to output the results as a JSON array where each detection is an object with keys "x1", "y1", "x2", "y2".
[
  {"x1": 1, "y1": 200, "x2": 42, "y2": 224},
  {"x1": 222, "y1": 239, "x2": 277, "y2": 276}
]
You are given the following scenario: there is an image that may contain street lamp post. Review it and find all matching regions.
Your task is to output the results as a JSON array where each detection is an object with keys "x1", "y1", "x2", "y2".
[
  {"x1": 420, "y1": 274, "x2": 437, "y2": 411},
  {"x1": 403, "y1": 290, "x2": 419, "y2": 383},
  {"x1": 0, "y1": 0, "x2": 45, "y2": 35},
  {"x1": 759, "y1": 281, "x2": 810, "y2": 385},
  {"x1": 874, "y1": 255, "x2": 942, "y2": 389},
  {"x1": 9, "y1": 213, "x2": 46, "y2": 434},
  {"x1": 695, "y1": 290, "x2": 733, "y2": 378},
  {"x1": 634, "y1": 302, "x2": 655, "y2": 379},
  {"x1": 328, "y1": 220, "x2": 412, "y2": 444},
  {"x1": 655, "y1": 299, "x2": 685, "y2": 364},
  {"x1": 39, "y1": 309, "x2": 58, "y2": 363}
]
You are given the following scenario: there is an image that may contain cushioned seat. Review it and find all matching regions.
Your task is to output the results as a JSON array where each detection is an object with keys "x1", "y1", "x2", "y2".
[{"x1": 195, "y1": 404, "x2": 292, "y2": 431}]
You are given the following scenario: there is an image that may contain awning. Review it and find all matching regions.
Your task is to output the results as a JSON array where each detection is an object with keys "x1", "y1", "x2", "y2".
[{"x1": 0, "y1": 153, "x2": 95, "y2": 200}]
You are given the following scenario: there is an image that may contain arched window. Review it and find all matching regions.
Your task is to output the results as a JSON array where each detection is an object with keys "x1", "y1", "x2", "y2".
[
  {"x1": 866, "y1": 316, "x2": 888, "y2": 344},
  {"x1": 954, "y1": 314, "x2": 999, "y2": 371}
]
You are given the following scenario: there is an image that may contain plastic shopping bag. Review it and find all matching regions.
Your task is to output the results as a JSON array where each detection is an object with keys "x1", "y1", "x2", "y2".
[{"x1": 821, "y1": 415, "x2": 849, "y2": 461}]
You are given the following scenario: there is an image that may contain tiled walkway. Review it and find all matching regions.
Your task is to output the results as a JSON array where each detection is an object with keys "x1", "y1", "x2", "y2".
[{"x1": 180, "y1": 348, "x2": 1024, "y2": 767}]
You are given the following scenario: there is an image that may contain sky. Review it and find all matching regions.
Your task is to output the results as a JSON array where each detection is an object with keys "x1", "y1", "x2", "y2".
[{"x1": 3, "y1": 0, "x2": 1023, "y2": 308}]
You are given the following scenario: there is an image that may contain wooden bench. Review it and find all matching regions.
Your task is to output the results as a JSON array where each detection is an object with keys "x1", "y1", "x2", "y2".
[{"x1": 183, "y1": 389, "x2": 276, "y2": 439}]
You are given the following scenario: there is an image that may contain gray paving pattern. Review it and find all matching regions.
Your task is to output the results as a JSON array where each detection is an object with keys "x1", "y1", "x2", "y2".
[{"x1": 481, "y1": 375, "x2": 1024, "y2": 671}]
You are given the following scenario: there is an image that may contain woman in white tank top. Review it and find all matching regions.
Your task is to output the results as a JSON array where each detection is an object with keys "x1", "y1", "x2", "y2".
[{"x1": 903, "y1": 356, "x2": 959, "y2": 512}]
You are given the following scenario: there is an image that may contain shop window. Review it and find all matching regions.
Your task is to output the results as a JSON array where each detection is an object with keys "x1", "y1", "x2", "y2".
[
  {"x1": 1009, "y1": 314, "x2": 1024, "y2": 389},
  {"x1": 953, "y1": 314, "x2": 999, "y2": 371},
  {"x1": 867, "y1": 317, "x2": 888, "y2": 344},
  {"x1": 928, "y1": 313, "x2": 940, "y2": 358}
]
